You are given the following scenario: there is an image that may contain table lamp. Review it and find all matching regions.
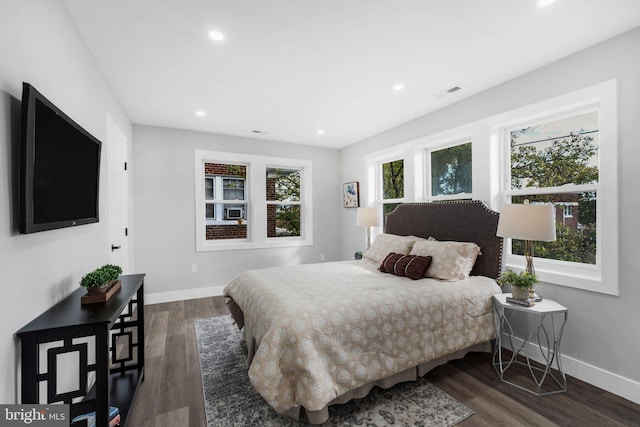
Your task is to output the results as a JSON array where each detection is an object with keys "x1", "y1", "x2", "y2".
[
  {"x1": 356, "y1": 207, "x2": 381, "y2": 249},
  {"x1": 496, "y1": 200, "x2": 556, "y2": 274}
]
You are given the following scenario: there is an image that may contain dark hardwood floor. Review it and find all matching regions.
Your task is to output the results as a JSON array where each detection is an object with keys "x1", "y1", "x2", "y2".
[{"x1": 127, "y1": 296, "x2": 640, "y2": 426}]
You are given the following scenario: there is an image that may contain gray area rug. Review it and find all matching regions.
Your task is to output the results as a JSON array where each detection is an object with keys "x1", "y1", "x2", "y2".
[{"x1": 195, "y1": 315, "x2": 474, "y2": 426}]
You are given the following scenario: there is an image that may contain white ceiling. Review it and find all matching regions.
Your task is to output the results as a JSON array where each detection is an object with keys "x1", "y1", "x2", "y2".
[{"x1": 62, "y1": 0, "x2": 640, "y2": 149}]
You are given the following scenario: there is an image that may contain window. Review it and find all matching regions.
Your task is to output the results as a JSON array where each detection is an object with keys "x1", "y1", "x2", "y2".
[
  {"x1": 204, "y1": 163, "x2": 248, "y2": 240},
  {"x1": 499, "y1": 80, "x2": 618, "y2": 295},
  {"x1": 365, "y1": 149, "x2": 409, "y2": 239},
  {"x1": 381, "y1": 159, "x2": 404, "y2": 219},
  {"x1": 195, "y1": 150, "x2": 313, "y2": 251},
  {"x1": 428, "y1": 142, "x2": 472, "y2": 199},
  {"x1": 507, "y1": 111, "x2": 599, "y2": 265},
  {"x1": 563, "y1": 204, "x2": 574, "y2": 219},
  {"x1": 266, "y1": 168, "x2": 301, "y2": 238}
]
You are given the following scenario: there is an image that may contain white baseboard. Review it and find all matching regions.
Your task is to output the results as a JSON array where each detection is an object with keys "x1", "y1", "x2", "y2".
[
  {"x1": 501, "y1": 333, "x2": 640, "y2": 405},
  {"x1": 145, "y1": 285, "x2": 226, "y2": 305}
]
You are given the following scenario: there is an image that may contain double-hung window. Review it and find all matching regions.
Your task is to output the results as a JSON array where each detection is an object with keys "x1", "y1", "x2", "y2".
[
  {"x1": 499, "y1": 80, "x2": 618, "y2": 295},
  {"x1": 266, "y1": 167, "x2": 302, "y2": 238},
  {"x1": 506, "y1": 111, "x2": 599, "y2": 264},
  {"x1": 380, "y1": 158, "x2": 404, "y2": 220},
  {"x1": 204, "y1": 163, "x2": 248, "y2": 240},
  {"x1": 364, "y1": 150, "x2": 407, "y2": 236},
  {"x1": 195, "y1": 150, "x2": 313, "y2": 251}
]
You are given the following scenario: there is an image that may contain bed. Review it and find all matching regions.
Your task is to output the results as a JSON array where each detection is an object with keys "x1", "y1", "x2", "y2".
[{"x1": 224, "y1": 200, "x2": 503, "y2": 424}]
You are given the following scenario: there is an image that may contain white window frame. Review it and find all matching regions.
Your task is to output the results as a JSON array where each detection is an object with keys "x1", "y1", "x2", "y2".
[
  {"x1": 204, "y1": 176, "x2": 215, "y2": 200},
  {"x1": 563, "y1": 204, "x2": 574, "y2": 219},
  {"x1": 423, "y1": 139, "x2": 474, "y2": 201},
  {"x1": 265, "y1": 165, "x2": 303, "y2": 240},
  {"x1": 204, "y1": 174, "x2": 247, "y2": 223},
  {"x1": 380, "y1": 157, "x2": 405, "y2": 207},
  {"x1": 363, "y1": 149, "x2": 407, "y2": 240},
  {"x1": 195, "y1": 150, "x2": 313, "y2": 251},
  {"x1": 497, "y1": 80, "x2": 618, "y2": 295},
  {"x1": 368, "y1": 151, "x2": 405, "y2": 210}
]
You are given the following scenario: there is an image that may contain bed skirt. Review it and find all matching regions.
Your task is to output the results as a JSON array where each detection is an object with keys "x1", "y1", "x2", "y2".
[{"x1": 226, "y1": 298, "x2": 492, "y2": 425}]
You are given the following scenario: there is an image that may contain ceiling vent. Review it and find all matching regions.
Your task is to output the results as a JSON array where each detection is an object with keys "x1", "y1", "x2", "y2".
[
  {"x1": 434, "y1": 85, "x2": 463, "y2": 99},
  {"x1": 252, "y1": 130, "x2": 270, "y2": 135}
]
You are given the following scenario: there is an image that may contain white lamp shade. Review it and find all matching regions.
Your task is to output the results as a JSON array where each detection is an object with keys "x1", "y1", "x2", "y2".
[
  {"x1": 497, "y1": 203, "x2": 556, "y2": 241},
  {"x1": 356, "y1": 207, "x2": 381, "y2": 227}
]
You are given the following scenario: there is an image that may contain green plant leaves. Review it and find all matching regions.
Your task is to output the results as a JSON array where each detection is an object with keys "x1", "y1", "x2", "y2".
[{"x1": 80, "y1": 264, "x2": 123, "y2": 288}]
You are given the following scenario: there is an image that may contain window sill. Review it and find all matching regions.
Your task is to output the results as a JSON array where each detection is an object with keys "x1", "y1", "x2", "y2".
[
  {"x1": 504, "y1": 255, "x2": 618, "y2": 296},
  {"x1": 205, "y1": 220, "x2": 247, "y2": 225},
  {"x1": 196, "y1": 237, "x2": 313, "y2": 252}
]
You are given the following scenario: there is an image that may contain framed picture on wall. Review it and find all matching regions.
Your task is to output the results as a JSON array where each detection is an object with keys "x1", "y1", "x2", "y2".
[{"x1": 343, "y1": 181, "x2": 359, "y2": 208}]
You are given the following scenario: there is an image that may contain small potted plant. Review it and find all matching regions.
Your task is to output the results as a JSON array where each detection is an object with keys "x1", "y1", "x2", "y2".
[
  {"x1": 80, "y1": 264, "x2": 122, "y2": 294},
  {"x1": 496, "y1": 269, "x2": 538, "y2": 299}
]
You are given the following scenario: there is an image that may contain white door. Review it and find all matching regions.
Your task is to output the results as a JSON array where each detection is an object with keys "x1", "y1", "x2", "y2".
[{"x1": 106, "y1": 114, "x2": 130, "y2": 272}]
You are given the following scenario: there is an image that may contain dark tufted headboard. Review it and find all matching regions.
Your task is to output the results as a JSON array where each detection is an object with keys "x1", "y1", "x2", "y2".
[{"x1": 385, "y1": 201, "x2": 503, "y2": 279}]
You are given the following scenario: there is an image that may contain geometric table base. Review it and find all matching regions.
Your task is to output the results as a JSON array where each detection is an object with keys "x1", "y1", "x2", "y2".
[{"x1": 493, "y1": 294, "x2": 568, "y2": 396}]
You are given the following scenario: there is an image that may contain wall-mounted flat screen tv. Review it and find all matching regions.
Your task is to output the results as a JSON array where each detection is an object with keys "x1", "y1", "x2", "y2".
[{"x1": 20, "y1": 82, "x2": 101, "y2": 234}]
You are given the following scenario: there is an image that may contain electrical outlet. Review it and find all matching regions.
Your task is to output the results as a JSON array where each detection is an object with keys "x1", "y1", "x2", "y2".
[{"x1": 191, "y1": 263, "x2": 198, "y2": 273}]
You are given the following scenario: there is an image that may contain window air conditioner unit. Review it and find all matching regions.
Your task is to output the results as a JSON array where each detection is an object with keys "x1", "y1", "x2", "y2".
[{"x1": 226, "y1": 207, "x2": 244, "y2": 219}]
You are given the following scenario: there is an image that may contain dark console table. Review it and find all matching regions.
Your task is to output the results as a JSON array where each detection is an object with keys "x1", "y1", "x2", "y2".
[{"x1": 16, "y1": 274, "x2": 145, "y2": 427}]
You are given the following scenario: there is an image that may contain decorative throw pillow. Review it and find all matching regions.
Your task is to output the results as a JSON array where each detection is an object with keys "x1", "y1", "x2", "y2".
[
  {"x1": 379, "y1": 253, "x2": 433, "y2": 280},
  {"x1": 410, "y1": 240, "x2": 481, "y2": 281},
  {"x1": 362, "y1": 233, "x2": 416, "y2": 264}
]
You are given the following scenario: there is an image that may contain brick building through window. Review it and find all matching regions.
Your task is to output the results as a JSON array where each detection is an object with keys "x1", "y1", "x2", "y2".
[{"x1": 204, "y1": 163, "x2": 248, "y2": 240}]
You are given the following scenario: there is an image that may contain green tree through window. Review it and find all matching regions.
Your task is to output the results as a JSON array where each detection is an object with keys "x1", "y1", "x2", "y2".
[
  {"x1": 267, "y1": 168, "x2": 301, "y2": 237},
  {"x1": 382, "y1": 159, "x2": 404, "y2": 222},
  {"x1": 431, "y1": 142, "x2": 472, "y2": 196},
  {"x1": 509, "y1": 111, "x2": 599, "y2": 264}
]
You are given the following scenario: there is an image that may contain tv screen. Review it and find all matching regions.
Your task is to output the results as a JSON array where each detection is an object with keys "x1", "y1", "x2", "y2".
[{"x1": 20, "y1": 83, "x2": 101, "y2": 234}]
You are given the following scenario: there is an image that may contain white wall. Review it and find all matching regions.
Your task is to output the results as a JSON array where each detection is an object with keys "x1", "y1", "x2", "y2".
[
  {"x1": 0, "y1": 1, "x2": 132, "y2": 404},
  {"x1": 132, "y1": 125, "x2": 341, "y2": 301},
  {"x1": 340, "y1": 27, "x2": 640, "y2": 402}
]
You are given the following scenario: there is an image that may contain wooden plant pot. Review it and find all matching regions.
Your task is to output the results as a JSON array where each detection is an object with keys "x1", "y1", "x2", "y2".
[
  {"x1": 86, "y1": 283, "x2": 110, "y2": 295},
  {"x1": 81, "y1": 280, "x2": 121, "y2": 304}
]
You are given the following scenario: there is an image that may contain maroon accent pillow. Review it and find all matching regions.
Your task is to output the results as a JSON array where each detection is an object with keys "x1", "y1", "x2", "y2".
[{"x1": 379, "y1": 252, "x2": 433, "y2": 280}]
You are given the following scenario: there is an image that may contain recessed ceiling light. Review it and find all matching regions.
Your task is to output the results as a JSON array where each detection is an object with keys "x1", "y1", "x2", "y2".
[
  {"x1": 538, "y1": 0, "x2": 556, "y2": 6},
  {"x1": 393, "y1": 83, "x2": 405, "y2": 91},
  {"x1": 208, "y1": 31, "x2": 225, "y2": 41},
  {"x1": 196, "y1": 110, "x2": 206, "y2": 117},
  {"x1": 316, "y1": 129, "x2": 325, "y2": 135}
]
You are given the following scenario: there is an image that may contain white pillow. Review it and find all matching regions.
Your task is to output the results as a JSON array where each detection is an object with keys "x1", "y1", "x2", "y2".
[
  {"x1": 410, "y1": 240, "x2": 481, "y2": 280},
  {"x1": 362, "y1": 234, "x2": 416, "y2": 264}
]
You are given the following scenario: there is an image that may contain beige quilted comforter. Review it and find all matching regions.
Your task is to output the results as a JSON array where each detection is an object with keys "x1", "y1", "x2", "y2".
[{"x1": 223, "y1": 260, "x2": 501, "y2": 414}]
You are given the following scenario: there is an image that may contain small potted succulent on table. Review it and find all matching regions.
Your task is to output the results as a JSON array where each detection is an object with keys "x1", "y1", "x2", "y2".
[
  {"x1": 496, "y1": 269, "x2": 538, "y2": 300},
  {"x1": 80, "y1": 264, "x2": 123, "y2": 295}
]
